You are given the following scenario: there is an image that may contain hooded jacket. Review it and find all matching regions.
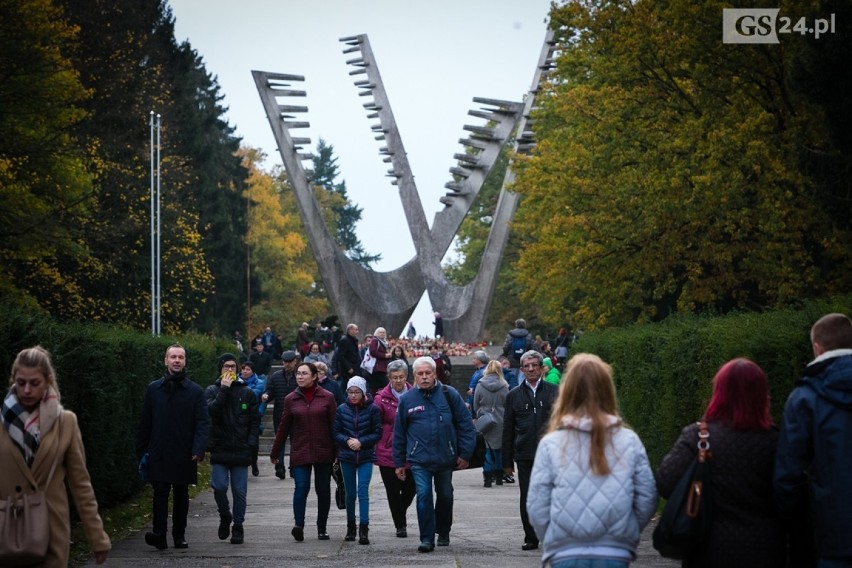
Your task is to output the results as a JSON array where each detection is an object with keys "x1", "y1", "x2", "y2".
[
  {"x1": 527, "y1": 415, "x2": 657, "y2": 564},
  {"x1": 775, "y1": 349, "x2": 852, "y2": 559},
  {"x1": 472, "y1": 372, "x2": 509, "y2": 449},
  {"x1": 205, "y1": 378, "x2": 260, "y2": 466}
]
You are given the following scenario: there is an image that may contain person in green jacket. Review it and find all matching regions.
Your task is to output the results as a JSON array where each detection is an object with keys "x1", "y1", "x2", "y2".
[{"x1": 543, "y1": 357, "x2": 561, "y2": 386}]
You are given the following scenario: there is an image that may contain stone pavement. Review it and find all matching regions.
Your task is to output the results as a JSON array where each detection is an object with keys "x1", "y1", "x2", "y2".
[{"x1": 85, "y1": 459, "x2": 678, "y2": 568}]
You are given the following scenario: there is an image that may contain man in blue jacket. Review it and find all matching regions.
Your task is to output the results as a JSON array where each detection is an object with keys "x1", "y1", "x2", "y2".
[
  {"x1": 775, "y1": 313, "x2": 852, "y2": 566},
  {"x1": 393, "y1": 356, "x2": 476, "y2": 553}
]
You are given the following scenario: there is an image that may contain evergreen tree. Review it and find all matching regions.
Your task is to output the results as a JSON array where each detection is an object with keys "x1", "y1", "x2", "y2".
[{"x1": 312, "y1": 139, "x2": 380, "y2": 267}]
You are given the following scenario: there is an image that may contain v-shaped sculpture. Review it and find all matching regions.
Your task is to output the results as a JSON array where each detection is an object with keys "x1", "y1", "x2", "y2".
[{"x1": 253, "y1": 30, "x2": 556, "y2": 340}]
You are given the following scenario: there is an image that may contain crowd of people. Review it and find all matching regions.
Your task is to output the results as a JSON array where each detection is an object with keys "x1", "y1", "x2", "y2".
[{"x1": 3, "y1": 312, "x2": 851, "y2": 566}]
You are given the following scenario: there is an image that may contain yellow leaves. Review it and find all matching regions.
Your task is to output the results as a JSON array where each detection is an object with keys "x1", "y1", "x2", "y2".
[{"x1": 508, "y1": 0, "x2": 852, "y2": 330}]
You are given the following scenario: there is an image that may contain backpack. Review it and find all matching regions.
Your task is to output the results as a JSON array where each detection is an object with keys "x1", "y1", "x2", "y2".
[{"x1": 511, "y1": 334, "x2": 528, "y2": 360}]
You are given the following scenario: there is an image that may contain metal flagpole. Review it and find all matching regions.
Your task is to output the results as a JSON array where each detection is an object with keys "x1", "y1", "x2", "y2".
[
  {"x1": 155, "y1": 113, "x2": 162, "y2": 335},
  {"x1": 150, "y1": 111, "x2": 156, "y2": 335}
]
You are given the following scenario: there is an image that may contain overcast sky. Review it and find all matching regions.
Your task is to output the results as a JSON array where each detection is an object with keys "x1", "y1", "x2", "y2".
[{"x1": 168, "y1": 0, "x2": 554, "y2": 338}]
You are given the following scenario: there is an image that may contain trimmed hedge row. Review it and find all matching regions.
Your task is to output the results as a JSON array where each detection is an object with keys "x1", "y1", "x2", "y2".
[
  {"x1": 0, "y1": 304, "x2": 232, "y2": 507},
  {"x1": 572, "y1": 297, "x2": 852, "y2": 468}
]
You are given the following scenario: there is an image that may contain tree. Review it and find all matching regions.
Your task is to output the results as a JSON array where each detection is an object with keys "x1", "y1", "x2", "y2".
[
  {"x1": 0, "y1": 0, "x2": 94, "y2": 309},
  {"x1": 312, "y1": 138, "x2": 380, "y2": 267},
  {"x1": 510, "y1": 0, "x2": 852, "y2": 329},
  {"x1": 242, "y1": 147, "x2": 329, "y2": 338}
]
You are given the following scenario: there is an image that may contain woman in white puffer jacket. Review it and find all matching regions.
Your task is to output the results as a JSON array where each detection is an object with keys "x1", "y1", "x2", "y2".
[{"x1": 527, "y1": 354, "x2": 658, "y2": 568}]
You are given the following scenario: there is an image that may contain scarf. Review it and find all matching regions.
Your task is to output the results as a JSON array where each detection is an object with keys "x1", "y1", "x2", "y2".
[{"x1": 2, "y1": 385, "x2": 61, "y2": 467}]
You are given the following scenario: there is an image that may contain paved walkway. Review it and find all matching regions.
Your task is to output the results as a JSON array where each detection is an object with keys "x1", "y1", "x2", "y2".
[{"x1": 86, "y1": 460, "x2": 678, "y2": 567}]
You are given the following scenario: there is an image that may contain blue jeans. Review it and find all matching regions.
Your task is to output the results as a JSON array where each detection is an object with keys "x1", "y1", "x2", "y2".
[
  {"x1": 485, "y1": 447, "x2": 502, "y2": 474},
  {"x1": 340, "y1": 460, "x2": 373, "y2": 524},
  {"x1": 550, "y1": 560, "x2": 629, "y2": 568},
  {"x1": 290, "y1": 463, "x2": 332, "y2": 530},
  {"x1": 211, "y1": 463, "x2": 249, "y2": 525},
  {"x1": 410, "y1": 466, "x2": 454, "y2": 544}
]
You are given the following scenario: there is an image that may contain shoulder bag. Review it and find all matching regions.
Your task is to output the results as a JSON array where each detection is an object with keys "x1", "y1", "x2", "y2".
[
  {"x1": 360, "y1": 350, "x2": 376, "y2": 374},
  {"x1": 332, "y1": 460, "x2": 346, "y2": 509},
  {"x1": 652, "y1": 421, "x2": 712, "y2": 559},
  {"x1": 0, "y1": 412, "x2": 63, "y2": 566}
]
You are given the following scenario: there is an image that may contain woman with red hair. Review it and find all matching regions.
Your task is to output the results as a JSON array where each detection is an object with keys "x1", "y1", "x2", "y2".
[{"x1": 655, "y1": 358, "x2": 787, "y2": 567}]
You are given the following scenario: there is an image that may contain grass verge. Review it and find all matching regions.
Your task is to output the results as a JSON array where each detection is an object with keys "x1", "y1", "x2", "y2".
[{"x1": 69, "y1": 461, "x2": 211, "y2": 566}]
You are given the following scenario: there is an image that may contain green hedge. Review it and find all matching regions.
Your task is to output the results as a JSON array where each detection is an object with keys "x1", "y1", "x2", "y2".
[
  {"x1": 572, "y1": 296, "x2": 852, "y2": 468},
  {"x1": 0, "y1": 303, "x2": 232, "y2": 508}
]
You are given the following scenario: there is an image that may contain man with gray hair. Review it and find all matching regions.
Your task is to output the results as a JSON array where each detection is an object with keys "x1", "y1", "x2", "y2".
[
  {"x1": 393, "y1": 356, "x2": 476, "y2": 553},
  {"x1": 466, "y1": 350, "x2": 490, "y2": 410},
  {"x1": 502, "y1": 349, "x2": 558, "y2": 551}
]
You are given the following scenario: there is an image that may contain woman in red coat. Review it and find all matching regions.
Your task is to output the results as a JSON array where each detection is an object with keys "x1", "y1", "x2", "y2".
[{"x1": 270, "y1": 362, "x2": 337, "y2": 541}]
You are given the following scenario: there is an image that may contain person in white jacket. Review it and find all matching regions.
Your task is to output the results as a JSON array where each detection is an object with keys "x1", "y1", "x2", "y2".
[{"x1": 527, "y1": 353, "x2": 658, "y2": 568}]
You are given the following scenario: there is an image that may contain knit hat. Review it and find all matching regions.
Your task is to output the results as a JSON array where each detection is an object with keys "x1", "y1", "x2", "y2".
[
  {"x1": 347, "y1": 377, "x2": 368, "y2": 397},
  {"x1": 217, "y1": 352, "x2": 237, "y2": 372}
]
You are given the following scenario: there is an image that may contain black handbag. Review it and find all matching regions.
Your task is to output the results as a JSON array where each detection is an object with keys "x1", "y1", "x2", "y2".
[
  {"x1": 466, "y1": 432, "x2": 488, "y2": 469},
  {"x1": 652, "y1": 421, "x2": 712, "y2": 559},
  {"x1": 332, "y1": 461, "x2": 346, "y2": 510}
]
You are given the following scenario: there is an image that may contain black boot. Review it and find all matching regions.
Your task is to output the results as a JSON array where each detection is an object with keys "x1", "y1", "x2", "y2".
[
  {"x1": 358, "y1": 523, "x2": 370, "y2": 545},
  {"x1": 483, "y1": 471, "x2": 492, "y2": 487},
  {"x1": 218, "y1": 512, "x2": 232, "y2": 540},
  {"x1": 230, "y1": 524, "x2": 244, "y2": 544},
  {"x1": 345, "y1": 520, "x2": 357, "y2": 541},
  {"x1": 144, "y1": 531, "x2": 167, "y2": 550},
  {"x1": 495, "y1": 471, "x2": 503, "y2": 485}
]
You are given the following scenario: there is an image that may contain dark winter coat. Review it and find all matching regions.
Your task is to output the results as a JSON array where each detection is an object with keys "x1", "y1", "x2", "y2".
[
  {"x1": 136, "y1": 372, "x2": 209, "y2": 484},
  {"x1": 319, "y1": 376, "x2": 345, "y2": 406},
  {"x1": 264, "y1": 368, "x2": 298, "y2": 428},
  {"x1": 775, "y1": 350, "x2": 852, "y2": 560},
  {"x1": 501, "y1": 327, "x2": 532, "y2": 365},
  {"x1": 337, "y1": 334, "x2": 361, "y2": 380},
  {"x1": 657, "y1": 421, "x2": 786, "y2": 568},
  {"x1": 333, "y1": 399, "x2": 382, "y2": 464},
  {"x1": 269, "y1": 386, "x2": 336, "y2": 467},
  {"x1": 249, "y1": 349, "x2": 273, "y2": 376},
  {"x1": 501, "y1": 380, "x2": 557, "y2": 466},
  {"x1": 205, "y1": 379, "x2": 260, "y2": 466},
  {"x1": 393, "y1": 382, "x2": 476, "y2": 470}
]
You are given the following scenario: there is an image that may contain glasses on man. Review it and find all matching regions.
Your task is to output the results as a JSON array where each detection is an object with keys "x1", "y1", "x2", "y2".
[{"x1": 222, "y1": 363, "x2": 237, "y2": 370}]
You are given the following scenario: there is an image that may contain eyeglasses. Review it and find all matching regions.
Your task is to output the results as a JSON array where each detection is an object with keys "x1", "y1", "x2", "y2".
[
  {"x1": 222, "y1": 363, "x2": 237, "y2": 370},
  {"x1": 389, "y1": 376, "x2": 407, "y2": 382},
  {"x1": 347, "y1": 390, "x2": 363, "y2": 396}
]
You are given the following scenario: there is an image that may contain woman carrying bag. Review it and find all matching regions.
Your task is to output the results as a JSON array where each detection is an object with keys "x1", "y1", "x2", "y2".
[
  {"x1": 655, "y1": 358, "x2": 787, "y2": 567},
  {"x1": 472, "y1": 360, "x2": 509, "y2": 487},
  {"x1": 0, "y1": 346, "x2": 110, "y2": 566}
]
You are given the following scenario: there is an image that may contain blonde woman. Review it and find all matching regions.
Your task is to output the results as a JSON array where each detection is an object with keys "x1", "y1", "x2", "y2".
[
  {"x1": 526, "y1": 354, "x2": 657, "y2": 567},
  {"x1": 0, "y1": 346, "x2": 111, "y2": 566},
  {"x1": 472, "y1": 360, "x2": 509, "y2": 487}
]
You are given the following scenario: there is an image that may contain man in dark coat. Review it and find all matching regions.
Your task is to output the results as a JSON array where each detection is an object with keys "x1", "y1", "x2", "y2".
[
  {"x1": 775, "y1": 312, "x2": 852, "y2": 565},
  {"x1": 262, "y1": 350, "x2": 299, "y2": 479},
  {"x1": 336, "y1": 323, "x2": 362, "y2": 384},
  {"x1": 502, "y1": 349, "x2": 558, "y2": 552},
  {"x1": 249, "y1": 339, "x2": 273, "y2": 379},
  {"x1": 205, "y1": 353, "x2": 260, "y2": 545},
  {"x1": 136, "y1": 344, "x2": 209, "y2": 550}
]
